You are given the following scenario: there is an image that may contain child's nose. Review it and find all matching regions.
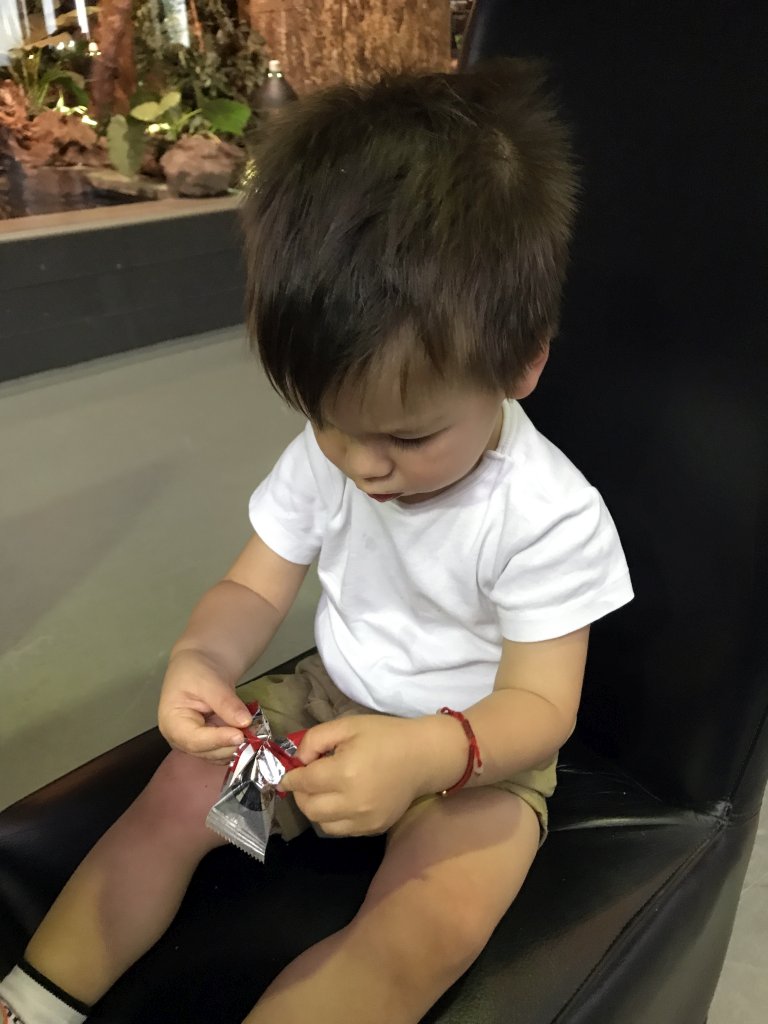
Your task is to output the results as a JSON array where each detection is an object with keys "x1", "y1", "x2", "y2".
[{"x1": 345, "y1": 440, "x2": 393, "y2": 482}]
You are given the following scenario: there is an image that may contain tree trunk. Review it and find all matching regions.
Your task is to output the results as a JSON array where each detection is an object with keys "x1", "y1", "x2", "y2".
[
  {"x1": 91, "y1": 0, "x2": 137, "y2": 121},
  {"x1": 248, "y1": 0, "x2": 450, "y2": 94}
]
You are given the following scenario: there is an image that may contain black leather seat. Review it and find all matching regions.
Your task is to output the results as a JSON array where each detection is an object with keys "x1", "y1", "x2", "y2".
[{"x1": 2, "y1": 2, "x2": 766, "y2": 1021}]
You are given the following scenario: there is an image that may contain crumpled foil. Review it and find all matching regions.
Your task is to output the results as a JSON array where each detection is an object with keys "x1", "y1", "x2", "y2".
[{"x1": 206, "y1": 703, "x2": 304, "y2": 861}]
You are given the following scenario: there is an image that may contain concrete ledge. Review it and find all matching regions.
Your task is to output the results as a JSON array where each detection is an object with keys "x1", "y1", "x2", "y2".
[{"x1": 0, "y1": 196, "x2": 246, "y2": 382}]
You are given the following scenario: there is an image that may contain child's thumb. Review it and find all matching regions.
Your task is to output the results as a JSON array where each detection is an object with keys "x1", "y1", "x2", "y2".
[
  {"x1": 210, "y1": 689, "x2": 253, "y2": 729},
  {"x1": 295, "y1": 718, "x2": 351, "y2": 763}
]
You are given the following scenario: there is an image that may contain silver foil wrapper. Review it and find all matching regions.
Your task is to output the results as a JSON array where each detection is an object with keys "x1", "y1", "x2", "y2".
[{"x1": 205, "y1": 704, "x2": 303, "y2": 861}]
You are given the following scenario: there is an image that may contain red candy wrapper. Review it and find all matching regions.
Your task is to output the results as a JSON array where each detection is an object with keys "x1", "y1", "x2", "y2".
[{"x1": 206, "y1": 702, "x2": 305, "y2": 861}]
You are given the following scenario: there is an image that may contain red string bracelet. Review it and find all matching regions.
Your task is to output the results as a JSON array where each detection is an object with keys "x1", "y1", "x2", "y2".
[{"x1": 437, "y1": 707, "x2": 484, "y2": 795}]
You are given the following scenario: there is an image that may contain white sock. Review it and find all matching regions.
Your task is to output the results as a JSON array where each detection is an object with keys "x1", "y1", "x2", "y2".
[{"x1": 0, "y1": 964, "x2": 88, "y2": 1024}]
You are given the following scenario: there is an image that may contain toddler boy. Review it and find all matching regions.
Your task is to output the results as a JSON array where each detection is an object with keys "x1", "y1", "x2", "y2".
[{"x1": 2, "y1": 61, "x2": 632, "y2": 1024}]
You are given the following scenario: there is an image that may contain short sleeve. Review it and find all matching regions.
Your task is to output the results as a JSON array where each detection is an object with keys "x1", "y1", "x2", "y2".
[
  {"x1": 489, "y1": 485, "x2": 633, "y2": 642},
  {"x1": 248, "y1": 423, "x2": 341, "y2": 564}
]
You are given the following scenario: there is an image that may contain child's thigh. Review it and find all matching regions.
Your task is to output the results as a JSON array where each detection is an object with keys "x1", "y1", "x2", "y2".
[{"x1": 357, "y1": 788, "x2": 540, "y2": 964}]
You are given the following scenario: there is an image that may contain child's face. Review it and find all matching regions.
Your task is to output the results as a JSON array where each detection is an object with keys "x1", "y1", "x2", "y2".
[{"x1": 313, "y1": 366, "x2": 505, "y2": 505}]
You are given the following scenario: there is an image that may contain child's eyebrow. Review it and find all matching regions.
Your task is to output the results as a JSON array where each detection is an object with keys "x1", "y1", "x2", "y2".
[
  {"x1": 381, "y1": 412, "x2": 450, "y2": 435},
  {"x1": 323, "y1": 416, "x2": 445, "y2": 438},
  {"x1": 385, "y1": 425, "x2": 443, "y2": 437}
]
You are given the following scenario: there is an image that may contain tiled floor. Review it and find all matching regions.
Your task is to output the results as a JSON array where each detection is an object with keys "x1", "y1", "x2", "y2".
[
  {"x1": 0, "y1": 327, "x2": 764, "y2": 1021},
  {"x1": 709, "y1": 799, "x2": 768, "y2": 1023}
]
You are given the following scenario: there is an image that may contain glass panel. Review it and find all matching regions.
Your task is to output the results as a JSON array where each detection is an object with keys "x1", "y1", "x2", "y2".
[{"x1": 1, "y1": 2, "x2": 272, "y2": 219}]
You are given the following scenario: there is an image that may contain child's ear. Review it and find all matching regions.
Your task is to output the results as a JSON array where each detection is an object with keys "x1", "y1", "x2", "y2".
[{"x1": 508, "y1": 341, "x2": 551, "y2": 400}]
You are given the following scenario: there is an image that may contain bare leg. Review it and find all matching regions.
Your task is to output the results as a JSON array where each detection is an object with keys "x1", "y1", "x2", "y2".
[
  {"x1": 243, "y1": 789, "x2": 540, "y2": 1024},
  {"x1": 24, "y1": 751, "x2": 226, "y2": 1007}
]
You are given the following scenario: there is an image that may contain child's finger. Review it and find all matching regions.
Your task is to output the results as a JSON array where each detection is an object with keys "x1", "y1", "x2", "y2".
[
  {"x1": 291, "y1": 790, "x2": 346, "y2": 824},
  {"x1": 280, "y1": 755, "x2": 342, "y2": 795},
  {"x1": 312, "y1": 819, "x2": 357, "y2": 837},
  {"x1": 204, "y1": 688, "x2": 253, "y2": 730},
  {"x1": 169, "y1": 710, "x2": 244, "y2": 754},
  {"x1": 198, "y1": 745, "x2": 241, "y2": 764},
  {"x1": 191, "y1": 725, "x2": 245, "y2": 754},
  {"x1": 277, "y1": 766, "x2": 299, "y2": 792},
  {"x1": 295, "y1": 717, "x2": 354, "y2": 764}
]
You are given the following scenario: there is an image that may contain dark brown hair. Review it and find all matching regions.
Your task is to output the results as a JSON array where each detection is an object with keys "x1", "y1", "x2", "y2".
[{"x1": 242, "y1": 60, "x2": 578, "y2": 422}]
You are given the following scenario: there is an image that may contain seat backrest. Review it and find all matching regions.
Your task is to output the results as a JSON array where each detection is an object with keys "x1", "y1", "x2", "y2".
[{"x1": 462, "y1": 1, "x2": 768, "y2": 815}]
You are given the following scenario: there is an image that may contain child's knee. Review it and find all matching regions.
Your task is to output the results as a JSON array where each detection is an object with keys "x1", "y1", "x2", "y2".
[
  {"x1": 128, "y1": 750, "x2": 226, "y2": 844},
  {"x1": 415, "y1": 887, "x2": 497, "y2": 972},
  {"x1": 358, "y1": 881, "x2": 496, "y2": 980}
]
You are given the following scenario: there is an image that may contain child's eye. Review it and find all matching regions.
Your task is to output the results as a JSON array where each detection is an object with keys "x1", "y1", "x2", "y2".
[{"x1": 388, "y1": 433, "x2": 436, "y2": 450}]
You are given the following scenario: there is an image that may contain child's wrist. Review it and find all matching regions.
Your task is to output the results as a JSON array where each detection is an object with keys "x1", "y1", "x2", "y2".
[
  {"x1": 409, "y1": 713, "x2": 473, "y2": 797},
  {"x1": 169, "y1": 644, "x2": 233, "y2": 677}
]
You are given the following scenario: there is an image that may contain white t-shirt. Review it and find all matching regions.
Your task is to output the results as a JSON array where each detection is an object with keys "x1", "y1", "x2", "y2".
[{"x1": 249, "y1": 400, "x2": 633, "y2": 717}]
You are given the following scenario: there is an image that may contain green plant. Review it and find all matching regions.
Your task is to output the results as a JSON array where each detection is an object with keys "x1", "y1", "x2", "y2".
[
  {"x1": 106, "y1": 114, "x2": 146, "y2": 176},
  {"x1": 2, "y1": 46, "x2": 88, "y2": 115},
  {"x1": 99, "y1": 1, "x2": 262, "y2": 179},
  {"x1": 130, "y1": 91, "x2": 183, "y2": 122},
  {"x1": 133, "y1": 0, "x2": 267, "y2": 113},
  {"x1": 199, "y1": 98, "x2": 252, "y2": 136},
  {"x1": 105, "y1": 90, "x2": 184, "y2": 175},
  {"x1": 105, "y1": 86, "x2": 251, "y2": 175}
]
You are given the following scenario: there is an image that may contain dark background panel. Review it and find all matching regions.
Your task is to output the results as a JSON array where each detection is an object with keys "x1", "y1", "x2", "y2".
[{"x1": 0, "y1": 208, "x2": 247, "y2": 383}]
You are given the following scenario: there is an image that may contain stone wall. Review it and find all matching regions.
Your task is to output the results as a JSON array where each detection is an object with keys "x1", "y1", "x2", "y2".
[{"x1": 249, "y1": 0, "x2": 451, "y2": 94}]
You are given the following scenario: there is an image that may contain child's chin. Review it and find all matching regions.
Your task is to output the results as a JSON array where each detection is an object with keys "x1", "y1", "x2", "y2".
[{"x1": 400, "y1": 482, "x2": 450, "y2": 504}]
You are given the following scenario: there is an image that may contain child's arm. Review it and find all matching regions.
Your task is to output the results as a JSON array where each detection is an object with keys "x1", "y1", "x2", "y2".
[
  {"x1": 280, "y1": 626, "x2": 589, "y2": 834},
  {"x1": 158, "y1": 533, "x2": 310, "y2": 761},
  {"x1": 416, "y1": 626, "x2": 590, "y2": 794}
]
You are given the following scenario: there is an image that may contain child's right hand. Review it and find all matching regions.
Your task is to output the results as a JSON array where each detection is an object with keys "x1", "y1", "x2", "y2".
[{"x1": 157, "y1": 649, "x2": 254, "y2": 764}]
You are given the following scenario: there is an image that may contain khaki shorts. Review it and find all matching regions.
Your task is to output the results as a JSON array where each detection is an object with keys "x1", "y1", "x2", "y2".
[{"x1": 237, "y1": 655, "x2": 556, "y2": 846}]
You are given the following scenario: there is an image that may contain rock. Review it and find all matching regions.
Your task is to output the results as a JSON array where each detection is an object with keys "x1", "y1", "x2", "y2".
[
  {"x1": 1, "y1": 109, "x2": 107, "y2": 169},
  {"x1": 159, "y1": 134, "x2": 245, "y2": 198},
  {"x1": 140, "y1": 139, "x2": 166, "y2": 179},
  {"x1": 0, "y1": 81, "x2": 28, "y2": 133},
  {"x1": 86, "y1": 168, "x2": 170, "y2": 201}
]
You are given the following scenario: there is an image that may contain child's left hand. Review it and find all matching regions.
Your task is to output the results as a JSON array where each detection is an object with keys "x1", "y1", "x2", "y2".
[{"x1": 278, "y1": 715, "x2": 423, "y2": 835}]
